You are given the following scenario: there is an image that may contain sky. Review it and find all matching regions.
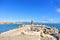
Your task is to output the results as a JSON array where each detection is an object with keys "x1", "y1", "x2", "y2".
[{"x1": 0, "y1": 0, "x2": 60, "y2": 23}]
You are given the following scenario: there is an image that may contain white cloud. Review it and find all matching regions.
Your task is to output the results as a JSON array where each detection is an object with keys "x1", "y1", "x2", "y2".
[
  {"x1": 39, "y1": 19, "x2": 60, "y2": 23},
  {"x1": 56, "y1": 8, "x2": 60, "y2": 13},
  {"x1": 39, "y1": 21, "x2": 49, "y2": 23},
  {"x1": 48, "y1": 19, "x2": 54, "y2": 22}
]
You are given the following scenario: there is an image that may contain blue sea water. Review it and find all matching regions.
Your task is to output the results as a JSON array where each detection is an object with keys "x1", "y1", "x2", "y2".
[
  {"x1": 0, "y1": 24, "x2": 20, "y2": 33},
  {"x1": 0, "y1": 23, "x2": 60, "y2": 33},
  {"x1": 40, "y1": 23, "x2": 60, "y2": 28},
  {"x1": 23, "y1": 22, "x2": 60, "y2": 28}
]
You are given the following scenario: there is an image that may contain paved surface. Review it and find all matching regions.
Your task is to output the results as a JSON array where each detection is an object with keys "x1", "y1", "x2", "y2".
[{"x1": 0, "y1": 34, "x2": 40, "y2": 40}]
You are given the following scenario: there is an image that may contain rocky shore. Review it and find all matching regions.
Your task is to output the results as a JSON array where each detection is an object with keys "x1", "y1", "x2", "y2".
[{"x1": 0, "y1": 24, "x2": 60, "y2": 40}]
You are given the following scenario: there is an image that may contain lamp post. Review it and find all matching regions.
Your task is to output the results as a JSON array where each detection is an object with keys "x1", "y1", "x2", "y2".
[
  {"x1": 31, "y1": 20, "x2": 34, "y2": 25},
  {"x1": 31, "y1": 20, "x2": 34, "y2": 31}
]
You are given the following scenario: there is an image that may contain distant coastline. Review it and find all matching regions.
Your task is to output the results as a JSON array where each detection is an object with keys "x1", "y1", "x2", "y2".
[{"x1": 0, "y1": 22, "x2": 23, "y2": 24}]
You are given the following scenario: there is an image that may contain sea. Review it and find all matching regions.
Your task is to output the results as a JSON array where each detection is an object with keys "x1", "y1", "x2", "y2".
[
  {"x1": 0, "y1": 22, "x2": 60, "y2": 33},
  {"x1": 0, "y1": 24, "x2": 21, "y2": 33}
]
